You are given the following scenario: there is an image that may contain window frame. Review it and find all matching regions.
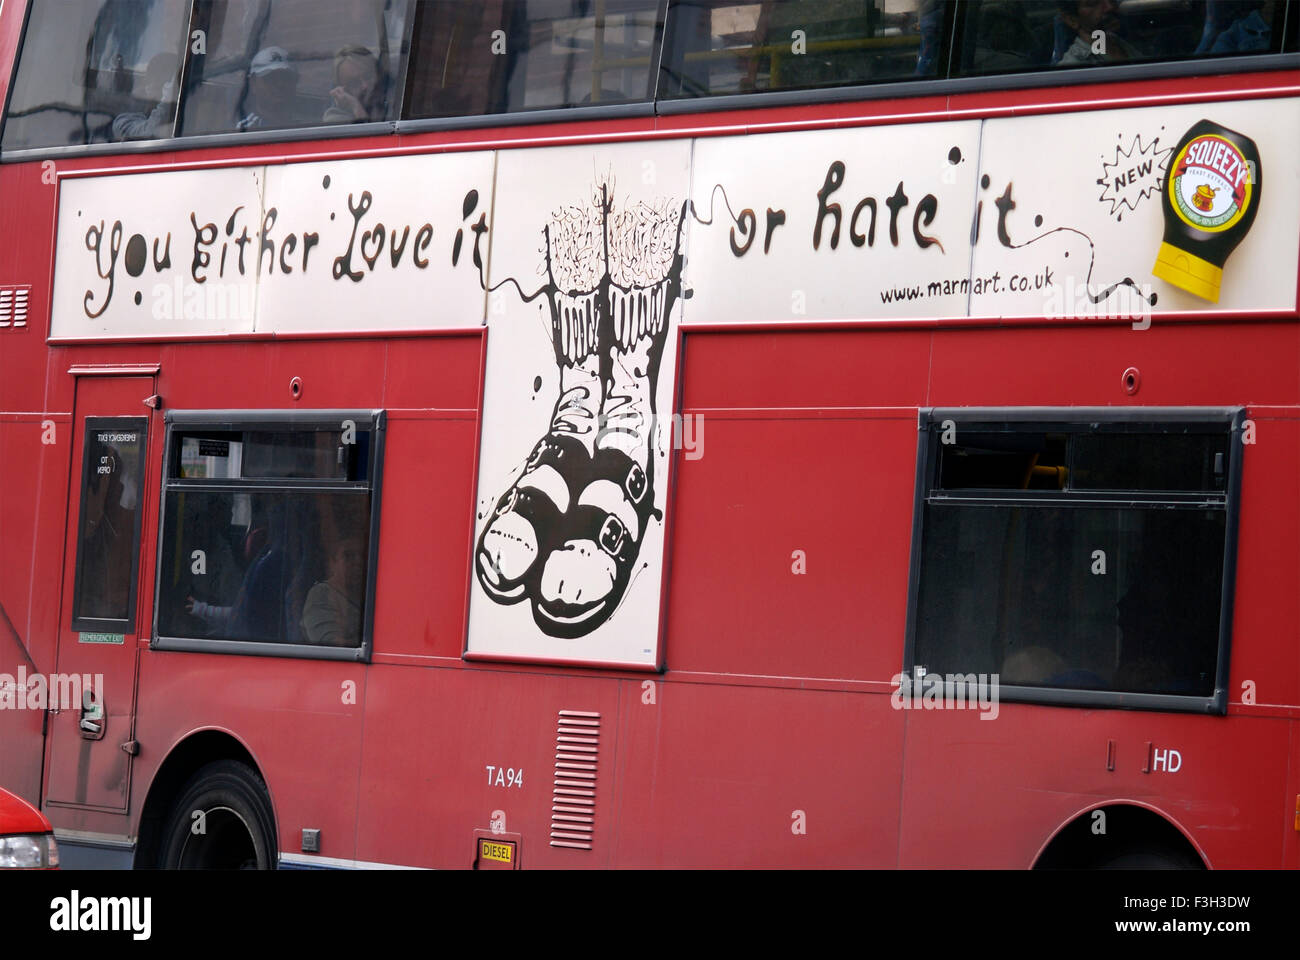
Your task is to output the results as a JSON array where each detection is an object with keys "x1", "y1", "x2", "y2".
[
  {"x1": 151, "y1": 408, "x2": 386, "y2": 662},
  {"x1": 902, "y1": 406, "x2": 1245, "y2": 716},
  {"x1": 71, "y1": 415, "x2": 151, "y2": 634},
  {"x1": 173, "y1": 0, "x2": 417, "y2": 140},
  {"x1": 1, "y1": 0, "x2": 1296, "y2": 162},
  {"x1": 398, "y1": 0, "x2": 668, "y2": 129}
]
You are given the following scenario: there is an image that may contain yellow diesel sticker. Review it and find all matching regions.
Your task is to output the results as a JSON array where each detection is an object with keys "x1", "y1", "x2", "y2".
[{"x1": 480, "y1": 841, "x2": 513, "y2": 864}]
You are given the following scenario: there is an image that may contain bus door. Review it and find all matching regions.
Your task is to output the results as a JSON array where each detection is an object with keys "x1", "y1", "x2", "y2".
[{"x1": 45, "y1": 375, "x2": 155, "y2": 812}]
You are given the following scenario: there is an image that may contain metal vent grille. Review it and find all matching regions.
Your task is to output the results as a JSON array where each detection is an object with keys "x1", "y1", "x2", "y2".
[
  {"x1": 551, "y1": 709, "x2": 599, "y2": 850},
  {"x1": 0, "y1": 286, "x2": 30, "y2": 328}
]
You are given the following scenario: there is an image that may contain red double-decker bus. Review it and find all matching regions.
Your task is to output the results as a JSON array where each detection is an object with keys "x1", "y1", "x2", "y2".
[{"x1": 1, "y1": 0, "x2": 1298, "y2": 870}]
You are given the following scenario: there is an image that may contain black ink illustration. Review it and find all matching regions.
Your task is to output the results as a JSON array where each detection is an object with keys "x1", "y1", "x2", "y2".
[
  {"x1": 1096, "y1": 131, "x2": 1173, "y2": 222},
  {"x1": 983, "y1": 178, "x2": 1157, "y2": 308},
  {"x1": 475, "y1": 182, "x2": 687, "y2": 638}
]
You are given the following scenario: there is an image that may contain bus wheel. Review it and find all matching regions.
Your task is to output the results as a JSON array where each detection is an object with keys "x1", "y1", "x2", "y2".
[
  {"x1": 158, "y1": 760, "x2": 277, "y2": 869},
  {"x1": 1091, "y1": 846, "x2": 1205, "y2": 870}
]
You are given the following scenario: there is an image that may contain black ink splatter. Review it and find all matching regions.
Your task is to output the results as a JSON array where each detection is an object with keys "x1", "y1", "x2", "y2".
[
  {"x1": 133, "y1": 291, "x2": 141, "y2": 305},
  {"x1": 532, "y1": 375, "x2": 542, "y2": 392},
  {"x1": 1005, "y1": 221, "x2": 1154, "y2": 307},
  {"x1": 124, "y1": 234, "x2": 147, "y2": 277},
  {"x1": 948, "y1": 147, "x2": 962, "y2": 164},
  {"x1": 322, "y1": 175, "x2": 330, "y2": 188}
]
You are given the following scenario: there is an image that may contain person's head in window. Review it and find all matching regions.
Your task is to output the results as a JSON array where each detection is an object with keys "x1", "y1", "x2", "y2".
[
  {"x1": 1198, "y1": 0, "x2": 1272, "y2": 55},
  {"x1": 112, "y1": 52, "x2": 180, "y2": 141},
  {"x1": 325, "y1": 45, "x2": 383, "y2": 123},
  {"x1": 1055, "y1": 0, "x2": 1139, "y2": 65},
  {"x1": 238, "y1": 45, "x2": 300, "y2": 131},
  {"x1": 300, "y1": 507, "x2": 367, "y2": 647}
]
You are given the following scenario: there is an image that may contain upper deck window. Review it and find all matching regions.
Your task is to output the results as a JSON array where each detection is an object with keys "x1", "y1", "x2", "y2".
[
  {"x1": 2, "y1": 0, "x2": 190, "y2": 150},
  {"x1": 657, "y1": 0, "x2": 948, "y2": 98},
  {"x1": 955, "y1": 0, "x2": 1291, "y2": 76},
  {"x1": 178, "y1": 0, "x2": 409, "y2": 136},
  {"x1": 402, "y1": 0, "x2": 664, "y2": 120},
  {"x1": 2, "y1": 0, "x2": 1297, "y2": 153}
]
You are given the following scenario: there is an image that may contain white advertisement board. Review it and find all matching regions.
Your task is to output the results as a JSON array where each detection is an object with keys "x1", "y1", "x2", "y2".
[
  {"x1": 46, "y1": 96, "x2": 1300, "y2": 668},
  {"x1": 467, "y1": 140, "x2": 691, "y2": 668},
  {"x1": 52, "y1": 153, "x2": 492, "y2": 338}
]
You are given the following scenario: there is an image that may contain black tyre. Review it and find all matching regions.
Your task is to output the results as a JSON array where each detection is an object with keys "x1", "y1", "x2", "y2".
[
  {"x1": 158, "y1": 760, "x2": 277, "y2": 869},
  {"x1": 1092, "y1": 846, "x2": 1204, "y2": 870}
]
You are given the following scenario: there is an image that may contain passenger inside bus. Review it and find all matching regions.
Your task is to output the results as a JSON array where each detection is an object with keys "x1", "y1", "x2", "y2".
[
  {"x1": 298, "y1": 506, "x2": 366, "y2": 647},
  {"x1": 185, "y1": 502, "x2": 287, "y2": 642},
  {"x1": 1196, "y1": 0, "x2": 1272, "y2": 53},
  {"x1": 111, "y1": 52, "x2": 180, "y2": 141},
  {"x1": 1054, "y1": 0, "x2": 1140, "y2": 65},
  {"x1": 236, "y1": 46, "x2": 302, "y2": 131},
  {"x1": 323, "y1": 45, "x2": 384, "y2": 124}
]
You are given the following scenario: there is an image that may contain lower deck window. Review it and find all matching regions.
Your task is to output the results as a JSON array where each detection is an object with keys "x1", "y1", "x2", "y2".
[
  {"x1": 153, "y1": 412, "x2": 383, "y2": 658},
  {"x1": 907, "y1": 409, "x2": 1242, "y2": 712}
]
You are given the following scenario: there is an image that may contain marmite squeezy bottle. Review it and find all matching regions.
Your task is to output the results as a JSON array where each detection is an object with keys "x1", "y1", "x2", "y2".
[{"x1": 1153, "y1": 119, "x2": 1261, "y2": 303}]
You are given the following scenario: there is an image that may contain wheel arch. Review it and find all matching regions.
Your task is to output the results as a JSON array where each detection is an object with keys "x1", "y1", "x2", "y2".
[
  {"x1": 1032, "y1": 799, "x2": 1209, "y2": 869},
  {"x1": 133, "y1": 727, "x2": 278, "y2": 869}
]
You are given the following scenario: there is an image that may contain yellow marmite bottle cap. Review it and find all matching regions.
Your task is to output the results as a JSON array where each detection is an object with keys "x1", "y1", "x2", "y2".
[{"x1": 1152, "y1": 242, "x2": 1223, "y2": 303}]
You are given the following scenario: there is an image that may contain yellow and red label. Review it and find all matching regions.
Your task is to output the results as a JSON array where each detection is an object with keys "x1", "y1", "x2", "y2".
[{"x1": 1169, "y1": 134, "x2": 1253, "y2": 233}]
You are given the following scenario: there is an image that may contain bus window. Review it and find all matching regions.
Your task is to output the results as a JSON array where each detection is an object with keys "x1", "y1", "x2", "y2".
[
  {"x1": 402, "y1": 0, "x2": 663, "y2": 120},
  {"x1": 910, "y1": 412, "x2": 1239, "y2": 709},
  {"x1": 72, "y1": 418, "x2": 149, "y2": 631},
  {"x1": 1, "y1": 0, "x2": 190, "y2": 151},
  {"x1": 956, "y1": 0, "x2": 1291, "y2": 76},
  {"x1": 178, "y1": 0, "x2": 409, "y2": 136},
  {"x1": 657, "y1": 0, "x2": 948, "y2": 100},
  {"x1": 154, "y1": 415, "x2": 382, "y2": 656}
]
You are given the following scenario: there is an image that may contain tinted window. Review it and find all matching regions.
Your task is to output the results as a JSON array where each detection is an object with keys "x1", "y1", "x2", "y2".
[
  {"x1": 73, "y1": 418, "x2": 149, "y2": 630},
  {"x1": 938, "y1": 431, "x2": 1068, "y2": 490},
  {"x1": 177, "y1": 429, "x2": 369, "y2": 480},
  {"x1": 659, "y1": 0, "x2": 947, "y2": 99},
  {"x1": 157, "y1": 489, "x2": 371, "y2": 646},
  {"x1": 956, "y1": 0, "x2": 1291, "y2": 76},
  {"x1": 937, "y1": 429, "x2": 1228, "y2": 491},
  {"x1": 915, "y1": 503, "x2": 1225, "y2": 697},
  {"x1": 179, "y1": 0, "x2": 409, "y2": 136},
  {"x1": 1071, "y1": 432, "x2": 1227, "y2": 491},
  {"x1": 2, "y1": 0, "x2": 190, "y2": 150},
  {"x1": 155, "y1": 417, "x2": 380, "y2": 652},
  {"x1": 403, "y1": 0, "x2": 663, "y2": 119},
  {"x1": 911, "y1": 415, "x2": 1237, "y2": 708}
]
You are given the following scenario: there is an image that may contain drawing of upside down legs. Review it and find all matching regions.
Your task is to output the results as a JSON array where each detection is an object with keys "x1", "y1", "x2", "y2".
[{"x1": 476, "y1": 182, "x2": 687, "y2": 638}]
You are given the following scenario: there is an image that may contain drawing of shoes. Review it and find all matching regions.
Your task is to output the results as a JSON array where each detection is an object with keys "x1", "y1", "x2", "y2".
[
  {"x1": 532, "y1": 446, "x2": 656, "y2": 637},
  {"x1": 475, "y1": 380, "x2": 598, "y2": 603},
  {"x1": 531, "y1": 323, "x2": 661, "y2": 637}
]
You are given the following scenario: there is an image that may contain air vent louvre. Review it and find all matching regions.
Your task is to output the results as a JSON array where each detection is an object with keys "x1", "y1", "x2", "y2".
[
  {"x1": 0, "y1": 286, "x2": 30, "y2": 328},
  {"x1": 551, "y1": 709, "x2": 598, "y2": 850}
]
